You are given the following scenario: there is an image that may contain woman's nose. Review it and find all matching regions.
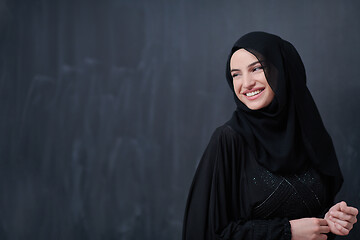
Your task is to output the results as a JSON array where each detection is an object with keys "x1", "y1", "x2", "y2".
[{"x1": 242, "y1": 74, "x2": 256, "y2": 89}]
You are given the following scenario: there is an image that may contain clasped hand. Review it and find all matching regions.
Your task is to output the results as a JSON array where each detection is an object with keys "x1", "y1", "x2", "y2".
[
  {"x1": 290, "y1": 201, "x2": 358, "y2": 240},
  {"x1": 324, "y1": 201, "x2": 358, "y2": 236}
]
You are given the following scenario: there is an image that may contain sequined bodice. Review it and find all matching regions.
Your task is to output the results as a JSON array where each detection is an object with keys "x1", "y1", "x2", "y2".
[{"x1": 249, "y1": 167, "x2": 328, "y2": 220}]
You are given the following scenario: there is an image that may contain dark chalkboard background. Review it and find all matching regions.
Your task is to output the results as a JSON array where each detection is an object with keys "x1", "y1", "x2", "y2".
[{"x1": 1, "y1": 0, "x2": 359, "y2": 239}]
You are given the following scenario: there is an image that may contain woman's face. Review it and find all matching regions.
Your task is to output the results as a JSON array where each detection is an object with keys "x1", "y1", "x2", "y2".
[{"x1": 230, "y1": 49, "x2": 275, "y2": 110}]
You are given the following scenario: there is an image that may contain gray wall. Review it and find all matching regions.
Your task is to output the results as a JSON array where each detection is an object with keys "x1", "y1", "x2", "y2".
[{"x1": 1, "y1": 0, "x2": 359, "y2": 239}]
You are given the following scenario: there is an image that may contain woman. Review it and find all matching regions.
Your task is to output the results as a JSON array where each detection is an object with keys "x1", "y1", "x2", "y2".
[{"x1": 182, "y1": 32, "x2": 358, "y2": 240}]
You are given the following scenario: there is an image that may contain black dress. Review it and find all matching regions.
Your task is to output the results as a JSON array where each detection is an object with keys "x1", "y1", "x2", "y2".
[{"x1": 182, "y1": 124, "x2": 333, "y2": 240}]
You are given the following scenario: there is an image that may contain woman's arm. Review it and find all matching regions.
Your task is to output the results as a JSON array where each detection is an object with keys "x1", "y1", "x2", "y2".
[
  {"x1": 214, "y1": 218, "x2": 291, "y2": 240},
  {"x1": 217, "y1": 217, "x2": 332, "y2": 240}
]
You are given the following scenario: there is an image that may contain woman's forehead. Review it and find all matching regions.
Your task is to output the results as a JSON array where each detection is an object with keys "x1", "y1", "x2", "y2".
[{"x1": 230, "y1": 49, "x2": 259, "y2": 68}]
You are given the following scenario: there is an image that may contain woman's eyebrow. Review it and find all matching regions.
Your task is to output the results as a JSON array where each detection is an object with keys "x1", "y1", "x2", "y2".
[
  {"x1": 230, "y1": 61, "x2": 261, "y2": 72},
  {"x1": 247, "y1": 60, "x2": 261, "y2": 68}
]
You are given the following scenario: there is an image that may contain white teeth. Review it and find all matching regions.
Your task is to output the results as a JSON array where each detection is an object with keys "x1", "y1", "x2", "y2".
[{"x1": 245, "y1": 90, "x2": 262, "y2": 97}]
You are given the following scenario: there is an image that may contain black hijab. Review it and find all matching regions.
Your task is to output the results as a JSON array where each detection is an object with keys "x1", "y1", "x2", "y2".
[{"x1": 226, "y1": 31, "x2": 343, "y2": 195}]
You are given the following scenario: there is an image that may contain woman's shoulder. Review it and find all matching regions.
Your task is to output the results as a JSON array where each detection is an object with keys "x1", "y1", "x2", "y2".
[
  {"x1": 212, "y1": 123, "x2": 242, "y2": 138},
  {"x1": 198, "y1": 124, "x2": 245, "y2": 169},
  {"x1": 208, "y1": 123, "x2": 244, "y2": 148}
]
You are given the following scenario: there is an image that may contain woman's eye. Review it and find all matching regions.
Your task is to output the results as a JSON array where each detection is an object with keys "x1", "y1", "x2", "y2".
[
  {"x1": 232, "y1": 73, "x2": 239, "y2": 78},
  {"x1": 253, "y1": 66, "x2": 264, "y2": 72}
]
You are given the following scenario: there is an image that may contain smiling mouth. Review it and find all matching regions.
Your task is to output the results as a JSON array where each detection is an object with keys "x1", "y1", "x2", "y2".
[{"x1": 244, "y1": 89, "x2": 263, "y2": 97}]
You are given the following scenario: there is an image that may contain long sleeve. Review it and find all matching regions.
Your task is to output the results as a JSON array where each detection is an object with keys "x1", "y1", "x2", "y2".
[
  {"x1": 217, "y1": 218, "x2": 291, "y2": 239},
  {"x1": 182, "y1": 125, "x2": 292, "y2": 240}
]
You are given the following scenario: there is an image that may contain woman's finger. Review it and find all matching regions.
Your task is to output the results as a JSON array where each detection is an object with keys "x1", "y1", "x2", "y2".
[
  {"x1": 335, "y1": 222, "x2": 350, "y2": 235},
  {"x1": 318, "y1": 234, "x2": 328, "y2": 240},
  {"x1": 318, "y1": 218, "x2": 329, "y2": 226},
  {"x1": 329, "y1": 216, "x2": 353, "y2": 230},
  {"x1": 340, "y1": 206, "x2": 359, "y2": 216},
  {"x1": 330, "y1": 211, "x2": 356, "y2": 222},
  {"x1": 318, "y1": 225, "x2": 330, "y2": 234},
  {"x1": 339, "y1": 201, "x2": 347, "y2": 210}
]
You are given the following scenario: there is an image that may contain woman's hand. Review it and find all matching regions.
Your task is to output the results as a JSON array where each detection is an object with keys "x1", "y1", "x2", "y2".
[
  {"x1": 324, "y1": 201, "x2": 358, "y2": 236},
  {"x1": 290, "y1": 218, "x2": 330, "y2": 240}
]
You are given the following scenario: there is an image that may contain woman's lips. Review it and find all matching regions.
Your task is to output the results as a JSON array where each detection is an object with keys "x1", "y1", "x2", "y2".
[{"x1": 243, "y1": 88, "x2": 265, "y2": 100}]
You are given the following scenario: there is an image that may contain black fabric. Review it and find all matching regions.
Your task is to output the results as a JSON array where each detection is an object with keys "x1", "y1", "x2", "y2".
[
  {"x1": 182, "y1": 125, "x2": 333, "y2": 240},
  {"x1": 183, "y1": 126, "x2": 292, "y2": 240},
  {"x1": 182, "y1": 32, "x2": 343, "y2": 240}
]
